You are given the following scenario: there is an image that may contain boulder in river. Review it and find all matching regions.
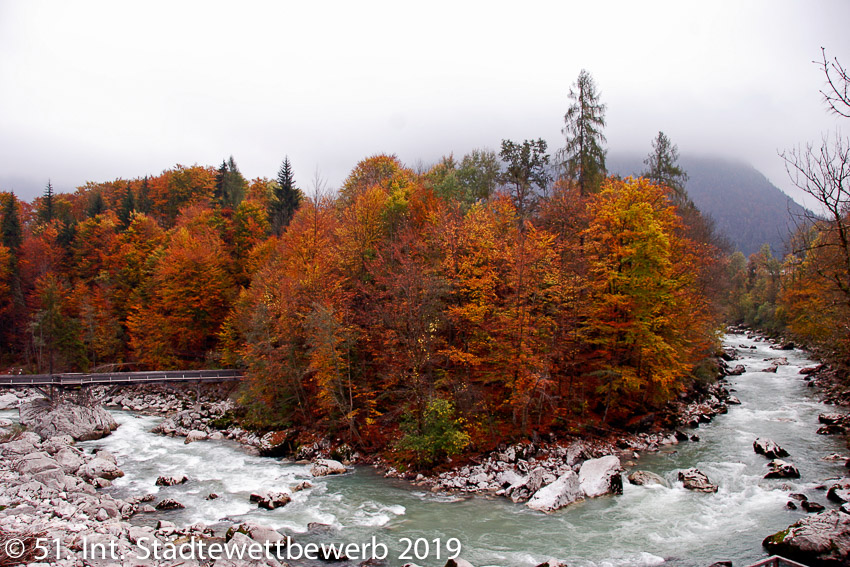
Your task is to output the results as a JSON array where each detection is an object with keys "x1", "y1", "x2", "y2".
[
  {"x1": 310, "y1": 458, "x2": 348, "y2": 477},
  {"x1": 753, "y1": 437, "x2": 789, "y2": 459},
  {"x1": 801, "y1": 500, "x2": 825, "y2": 513},
  {"x1": 762, "y1": 365, "x2": 778, "y2": 373},
  {"x1": 534, "y1": 561, "x2": 568, "y2": 567},
  {"x1": 578, "y1": 455, "x2": 623, "y2": 498},
  {"x1": 155, "y1": 498, "x2": 185, "y2": 510},
  {"x1": 156, "y1": 474, "x2": 188, "y2": 486},
  {"x1": 184, "y1": 429, "x2": 208, "y2": 443},
  {"x1": 627, "y1": 470, "x2": 668, "y2": 487},
  {"x1": 678, "y1": 468, "x2": 718, "y2": 493},
  {"x1": 527, "y1": 471, "x2": 583, "y2": 512},
  {"x1": 818, "y1": 424, "x2": 848, "y2": 435},
  {"x1": 819, "y1": 413, "x2": 850, "y2": 425},
  {"x1": 818, "y1": 413, "x2": 850, "y2": 434},
  {"x1": 827, "y1": 479, "x2": 850, "y2": 503},
  {"x1": 763, "y1": 510, "x2": 850, "y2": 565},
  {"x1": 19, "y1": 398, "x2": 118, "y2": 441},
  {"x1": 727, "y1": 364, "x2": 746, "y2": 376},
  {"x1": 251, "y1": 490, "x2": 291, "y2": 510},
  {"x1": 764, "y1": 459, "x2": 801, "y2": 479}
]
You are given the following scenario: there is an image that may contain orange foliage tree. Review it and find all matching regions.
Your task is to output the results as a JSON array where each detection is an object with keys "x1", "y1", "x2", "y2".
[{"x1": 580, "y1": 177, "x2": 718, "y2": 421}]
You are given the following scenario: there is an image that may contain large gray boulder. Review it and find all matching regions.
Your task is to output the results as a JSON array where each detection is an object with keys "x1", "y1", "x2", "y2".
[
  {"x1": 184, "y1": 429, "x2": 208, "y2": 444},
  {"x1": 54, "y1": 447, "x2": 84, "y2": 473},
  {"x1": 527, "y1": 471, "x2": 583, "y2": 512},
  {"x1": 506, "y1": 466, "x2": 549, "y2": 502},
  {"x1": 226, "y1": 522, "x2": 286, "y2": 546},
  {"x1": 763, "y1": 510, "x2": 850, "y2": 565},
  {"x1": 0, "y1": 392, "x2": 20, "y2": 410},
  {"x1": 82, "y1": 457, "x2": 124, "y2": 480},
  {"x1": 0, "y1": 438, "x2": 38, "y2": 456},
  {"x1": 15, "y1": 452, "x2": 61, "y2": 476},
  {"x1": 310, "y1": 458, "x2": 347, "y2": 477},
  {"x1": 578, "y1": 455, "x2": 623, "y2": 498},
  {"x1": 19, "y1": 399, "x2": 118, "y2": 441}
]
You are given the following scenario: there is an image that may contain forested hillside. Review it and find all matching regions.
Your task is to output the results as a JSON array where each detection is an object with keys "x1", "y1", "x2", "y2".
[
  {"x1": 0, "y1": 158, "x2": 726, "y2": 455},
  {"x1": 0, "y1": 71, "x2": 732, "y2": 460},
  {"x1": 608, "y1": 155, "x2": 811, "y2": 257}
]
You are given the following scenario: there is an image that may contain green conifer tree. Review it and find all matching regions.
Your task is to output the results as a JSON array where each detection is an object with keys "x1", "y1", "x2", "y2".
[
  {"x1": 560, "y1": 69, "x2": 608, "y2": 196},
  {"x1": 137, "y1": 176, "x2": 153, "y2": 214},
  {"x1": 87, "y1": 191, "x2": 105, "y2": 218},
  {"x1": 270, "y1": 156, "x2": 302, "y2": 235},
  {"x1": 118, "y1": 182, "x2": 136, "y2": 228},
  {"x1": 40, "y1": 180, "x2": 55, "y2": 223},
  {"x1": 642, "y1": 131, "x2": 689, "y2": 203},
  {"x1": 215, "y1": 156, "x2": 247, "y2": 209},
  {"x1": 1, "y1": 193, "x2": 22, "y2": 252}
]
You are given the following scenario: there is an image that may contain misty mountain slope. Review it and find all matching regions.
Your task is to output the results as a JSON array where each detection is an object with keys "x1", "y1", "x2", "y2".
[{"x1": 607, "y1": 154, "x2": 810, "y2": 257}]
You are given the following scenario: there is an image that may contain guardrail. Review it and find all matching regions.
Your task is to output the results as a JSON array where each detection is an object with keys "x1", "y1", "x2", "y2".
[
  {"x1": 745, "y1": 556, "x2": 810, "y2": 567},
  {"x1": 0, "y1": 369, "x2": 245, "y2": 387}
]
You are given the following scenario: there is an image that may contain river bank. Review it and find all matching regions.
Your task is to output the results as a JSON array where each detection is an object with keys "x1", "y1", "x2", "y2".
[{"x1": 2, "y1": 331, "x2": 850, "y2": 566}]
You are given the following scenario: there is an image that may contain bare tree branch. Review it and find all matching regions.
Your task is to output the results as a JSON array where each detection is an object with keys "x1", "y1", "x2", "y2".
[
  {"x1": 818, "y1": 47, "x2": 850, "y2": 118},
  {"x1": 781, "y1": 132, "x2": 850, "y2": 304}
]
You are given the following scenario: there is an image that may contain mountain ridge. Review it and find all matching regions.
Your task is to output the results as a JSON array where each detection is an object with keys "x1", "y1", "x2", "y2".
[{"x1": 607, "y1": 154, "x2": 810, "y2": 257}]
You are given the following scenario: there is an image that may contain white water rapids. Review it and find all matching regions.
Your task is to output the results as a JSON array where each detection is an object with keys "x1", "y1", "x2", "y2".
[{"x1": 67, "y1": 332, "x2": 848, "y2": 566}]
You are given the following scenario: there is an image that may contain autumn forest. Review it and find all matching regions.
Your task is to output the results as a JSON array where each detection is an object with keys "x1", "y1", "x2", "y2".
[{"x1": 1, "y1": 69, "x2": 849, "y2": 464}]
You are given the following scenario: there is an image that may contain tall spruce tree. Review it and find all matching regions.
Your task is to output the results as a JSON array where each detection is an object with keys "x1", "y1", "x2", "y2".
[
  {"x1": 214, "y1": 156, "x2": 247, "y2": 209},
  {"x1": 642, "y1": 131, "x2": 689, "y2": 203},
  {"x1": 118, "y1": 182, "x2": 136, "y2": 228},
  {"x1": 40, "y1": 180, "x2": 55, "y2": 223},
  {"x1": 137, "y1": 176, "x2": 153, "y2": 214},
  {"x1": 271, "y1": 156, "x2": 302, "y2": 235},
  {"x1": 1, "y1": 193, "x2": 22, "y2": 252},
  {"x1": 560, "y1": 69, "x2": 607, "y2": 196},
  {"x1": 87, "y1": 191, "x2": 105, "y2": 218}
]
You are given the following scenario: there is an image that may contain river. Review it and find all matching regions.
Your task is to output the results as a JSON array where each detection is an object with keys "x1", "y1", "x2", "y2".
[{"x1": 71, "y1": 332, "x2": 848, "y2": 567}]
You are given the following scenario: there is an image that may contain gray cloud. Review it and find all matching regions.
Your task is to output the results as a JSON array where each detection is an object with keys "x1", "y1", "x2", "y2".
[{"x1": 1, "y1": 0, "x2": 848, "y2": 207}]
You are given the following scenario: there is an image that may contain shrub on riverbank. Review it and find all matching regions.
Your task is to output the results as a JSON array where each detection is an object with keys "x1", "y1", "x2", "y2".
[{"x1": 395, "y1": 399, "x2": 470, "y2": 467}]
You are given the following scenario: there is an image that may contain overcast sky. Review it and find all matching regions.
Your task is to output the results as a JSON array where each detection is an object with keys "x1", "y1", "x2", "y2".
[{"x1": 1, "y1": 1, "x2": 848, "y2": 206}]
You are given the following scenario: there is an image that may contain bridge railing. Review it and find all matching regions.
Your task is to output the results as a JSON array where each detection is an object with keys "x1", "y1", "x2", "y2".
[{"x1": 0, "y1": 369, "x2": 244, "y2": 387}]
